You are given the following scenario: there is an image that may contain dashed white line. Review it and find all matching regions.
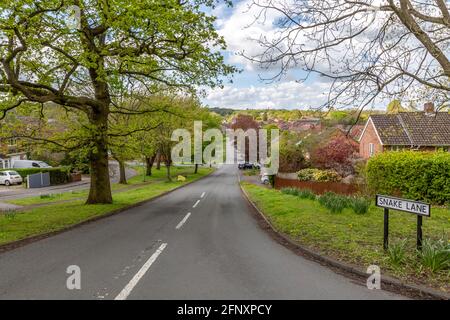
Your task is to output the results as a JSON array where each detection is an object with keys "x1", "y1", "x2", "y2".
[
  {"x1": 175, "y1": 212, "x2": 191, "y2": 230},
  {"x1": 193, "y1": 200, "x2": 200, "y2": 208},
  {"x1": 114, "y1": 243, "x2": 167, "y2": 300},
  {"x1": 200, "y1": 192, "x2": 206, "y2": 198}
]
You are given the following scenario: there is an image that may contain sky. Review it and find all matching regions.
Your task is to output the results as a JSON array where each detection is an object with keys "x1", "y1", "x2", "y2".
[{"x1": 201, "y1": 0, "x2": 335, "y2": 110}]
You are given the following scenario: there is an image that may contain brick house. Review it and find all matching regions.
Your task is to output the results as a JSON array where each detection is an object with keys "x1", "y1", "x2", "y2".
[{"x1": 359, "y1": 103, "x2": 450, "y2": 159}]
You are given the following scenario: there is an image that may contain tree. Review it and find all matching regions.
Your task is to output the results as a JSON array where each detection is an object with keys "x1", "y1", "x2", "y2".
[
  {"x1": 278, "y1": 131, "x2": 308, "y2": 172},
  {"x1": 249, "y1": 0, "x2": 450, "y2": 112},
  {"x1": 0, "y1": 0, "x2": 235, "y2": 203},
  {"x1": 311, "y1": 135, "x2": 359, "y2": 176}
]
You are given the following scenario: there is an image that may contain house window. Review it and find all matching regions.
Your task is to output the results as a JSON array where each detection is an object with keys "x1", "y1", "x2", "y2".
[{"x1": 369, "y1": 143, "x2": 375, "y2": 157}]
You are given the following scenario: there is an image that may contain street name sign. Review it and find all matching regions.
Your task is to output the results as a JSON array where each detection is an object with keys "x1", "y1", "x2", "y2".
[
  {"x1": 376, "y1": 195, "x2": 430, "y2": 217},
  {"x1": 375, "y1": 195, "x2": 431, "y2": 251}
]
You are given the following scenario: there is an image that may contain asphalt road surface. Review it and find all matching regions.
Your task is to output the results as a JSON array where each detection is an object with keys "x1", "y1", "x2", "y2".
[{"x1": 0, "y1": 165, "x2": 404, "y2": 299}]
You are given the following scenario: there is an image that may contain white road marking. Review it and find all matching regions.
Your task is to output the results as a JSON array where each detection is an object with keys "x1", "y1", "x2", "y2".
[
  {"x1": 200, "y1": 192, "x2": 206, "y2": 198},
  {"x1": 114, "y1": 243, "x2": 167, "y2": 300},
  {"x1": 193, "y1": 200, "x2": 200, "y2": 208},
  {"x1": 175, "y1": 212, "x2": 191, "y2": 230}
]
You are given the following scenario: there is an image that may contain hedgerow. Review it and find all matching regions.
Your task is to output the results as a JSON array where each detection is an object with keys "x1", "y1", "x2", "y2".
[{"x1": 366, "y1": 151, "x2": 450, "y2": 204}]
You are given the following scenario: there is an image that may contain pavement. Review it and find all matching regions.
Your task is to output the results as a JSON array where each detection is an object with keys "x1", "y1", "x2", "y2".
[{"x1": 0, "y1": 165, "x2": 405, "y2": 299}]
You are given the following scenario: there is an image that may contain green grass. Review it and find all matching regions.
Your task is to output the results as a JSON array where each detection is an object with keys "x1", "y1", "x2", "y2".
[
  {"x1": 242, "y1": 182, "x2": 450, "y2": 292},
  {"x1": 0, "y1": 167, "x2": 213, "y2": 246},
  {"x1": 7, "y1": 165, "x2": 202, "y2": 206}
]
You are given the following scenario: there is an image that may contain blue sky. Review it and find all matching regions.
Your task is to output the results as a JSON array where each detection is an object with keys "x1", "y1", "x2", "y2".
[{"x1": 200, "y1": 0, "x2": 333, "y2": 110}]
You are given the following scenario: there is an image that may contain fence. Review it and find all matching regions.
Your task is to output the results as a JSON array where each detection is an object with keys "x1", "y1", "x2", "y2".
[
  {"x1": 27, "y1": 172, "x2": 51, "y2": 188},
  {"x1": 274, "y1": 176, "x2": 360, "y2": 195}
]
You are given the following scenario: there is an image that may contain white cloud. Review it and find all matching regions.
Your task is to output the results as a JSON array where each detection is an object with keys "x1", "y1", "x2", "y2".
[{"x1": 203, "y1": 81, "x2": 331, "y2": 109}]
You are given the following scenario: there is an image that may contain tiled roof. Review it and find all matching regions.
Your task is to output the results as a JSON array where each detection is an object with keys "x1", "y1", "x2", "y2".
[{"x1": 370, "y1": 112, "x2": 450, "y2": 146}]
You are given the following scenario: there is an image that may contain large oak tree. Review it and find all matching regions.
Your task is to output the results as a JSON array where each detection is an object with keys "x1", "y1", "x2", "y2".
[{"x1": 0, "y1": 0, "x2": 234, "y2": 203}]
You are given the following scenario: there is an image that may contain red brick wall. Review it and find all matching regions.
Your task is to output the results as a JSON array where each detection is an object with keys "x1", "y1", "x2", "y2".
[{"x1": 359, "y1": 120, "x2": 383, "y2": 159}]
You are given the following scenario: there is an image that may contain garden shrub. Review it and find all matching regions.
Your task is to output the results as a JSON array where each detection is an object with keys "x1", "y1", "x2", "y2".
[
  {"x1": 387, "y1": 239, "x2": 408, "y2": 267},
  {"x1": 366, "y1": 151, "x2": 450, "y2": 204},
  {"x1": 297, "y1": 168, "x2": 342, "y2": 182},
  {"x1": 1, "y1": 167, "x2": 72, "y2": 185}
]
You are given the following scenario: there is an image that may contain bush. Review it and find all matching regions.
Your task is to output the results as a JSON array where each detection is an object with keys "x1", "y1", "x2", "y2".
[
  {"x1": 297, "y1": 168, "x2": 342, "y2": 182},
  {"x1": 318, "y1": 192, "x2": 349, "y2": 213},
  {"x1": 1, "y1": 167, "x2": 72, "y2": 185},
  {"x1": 367, "y1": 151, "x2": 450, "y2": 204},
  {"x1": 418, "y1": 239, "x2": 450, "y2": 273},
  {"x1": 349, "y1": 197, "x2": 370, "y2": 214},
  {"x1": 311, "y1": 135, "x2": 359, "y2": 176}
]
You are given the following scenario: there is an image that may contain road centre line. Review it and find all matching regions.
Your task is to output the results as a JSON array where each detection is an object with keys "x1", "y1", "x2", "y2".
[
  {"x1": 114, "y1": 243, "x2": 167, "y2": 300},
  {"x1": 193, "y1": 200, "x2": 200, "y2": 208},
  {"x1": 176, "y1": 212, "x2": 191, "y2": 230},
  {"x1": 201, "y1": 192, "x2": 206, "y2": 198}
]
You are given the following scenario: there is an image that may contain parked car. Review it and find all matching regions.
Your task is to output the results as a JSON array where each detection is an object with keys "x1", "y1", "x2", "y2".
[
  {"x1": 238, "y1": 162, "x2": 254, "y2": 170},
  {"x1": 12, "y1": 160, "x2": 52, "y2": 169},
  {"x1": 0, "y1": 171, "x2": 23, "y2": 186}
]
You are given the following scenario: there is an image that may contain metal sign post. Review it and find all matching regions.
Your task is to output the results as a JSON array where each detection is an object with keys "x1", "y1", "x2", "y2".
[
  {"x1": 383, "y1": 208, "x2": 389, "y2": 251},
  {"x1": 376, "y1": 195, "x2": 430, "y2": 251}
]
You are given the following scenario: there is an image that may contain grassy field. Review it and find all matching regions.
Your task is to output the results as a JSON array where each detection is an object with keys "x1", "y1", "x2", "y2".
[
  {"x1": 7, "y1": 165, "x2": 203, "y2": 206},
  {"x1": 0, "y1": 167, "x2": 213, "y2": 246},
  {"x1": 241, "y1": 182, "x2": 450, "y2": 292}
]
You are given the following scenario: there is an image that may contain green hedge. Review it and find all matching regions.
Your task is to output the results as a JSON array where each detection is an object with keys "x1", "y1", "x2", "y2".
[
  {"x1": 366, "y1": 151, "x2": 450, "y2": 204},
  {"x1": 1, "y1": 167, "x2": 72, "y2": 185}
]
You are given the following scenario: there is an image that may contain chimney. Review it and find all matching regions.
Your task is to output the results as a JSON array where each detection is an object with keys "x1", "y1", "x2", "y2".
[{"x1": 424, "y1": 102, "x2": 435, "y2": 114}]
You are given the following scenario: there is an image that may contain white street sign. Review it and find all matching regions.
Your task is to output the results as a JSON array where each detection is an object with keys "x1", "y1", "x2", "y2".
[{"x1": 376, "y1": 195, "x2": 430, "y2": 217}]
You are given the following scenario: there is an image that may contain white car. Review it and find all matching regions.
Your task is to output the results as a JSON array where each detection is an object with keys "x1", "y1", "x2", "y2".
[{"x1": 0, "y1": 171, "x2": 23, "y2": 186}]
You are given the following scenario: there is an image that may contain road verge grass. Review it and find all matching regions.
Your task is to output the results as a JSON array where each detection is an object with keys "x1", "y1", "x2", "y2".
[
  {"x1": 0, "y1": 167, "x2": 213, "y2": 246},
  {"x1": 241, "y1": 182, "x2": 449, "y2": 293}
]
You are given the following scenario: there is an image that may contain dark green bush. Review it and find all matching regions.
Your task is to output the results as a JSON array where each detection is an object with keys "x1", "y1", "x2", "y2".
[
  {"x1": 1, "y1": 167, "x2": 72, "y2": 185},
  {"x1": 367, "y1": 151, "x2": 450, "y2": 204}
]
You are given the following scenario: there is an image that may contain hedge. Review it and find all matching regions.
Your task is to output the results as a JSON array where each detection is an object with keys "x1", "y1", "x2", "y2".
[
  {"x1": 1, "y1": 167, "x2": 72, "y2": 185},
  {"x1": 366, "y1": 151, "x2": 450, "y2": 204}
]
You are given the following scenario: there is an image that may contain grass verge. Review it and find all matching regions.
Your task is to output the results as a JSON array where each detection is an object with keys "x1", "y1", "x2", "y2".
[
  {"x1": 6, "y1": 165, "x2": 202, "y2": 206},
  {"x1": 0, "y1": 167, "x2": 213, "y2": 246},
  {"x1": 241, "y1": 182, "x2": 449, "y2": 293}
]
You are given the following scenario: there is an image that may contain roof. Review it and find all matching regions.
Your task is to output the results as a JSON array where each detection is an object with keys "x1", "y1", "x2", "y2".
[{"x1": 366, "y1": 112, "x2": 450, "y2": 146}]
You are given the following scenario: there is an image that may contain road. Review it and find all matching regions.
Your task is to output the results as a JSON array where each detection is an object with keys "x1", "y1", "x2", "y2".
[{"x1": 0, "y1": 165, "x2": 404, "y2": 299}]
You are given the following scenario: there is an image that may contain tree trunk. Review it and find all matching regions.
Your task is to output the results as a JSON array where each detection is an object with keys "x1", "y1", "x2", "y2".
[
  {"x1": 195, "y1": 163, "x2": 198, "y2": 174},
  {"x1": 156, "y1": 150, "x2": 161, "y2": 170},
  {"x1": 86, "y1": 137, "x2": 113, "y2": 204},
  {"x1": 166, "y1": 162, "x2": 171, "y2": 181},
  {"x1": 86, "y1": 108, "x2": 113, "y2": 204},
  {"x1": 145, "y1": 154, "x2": 156, "y2": 176},
  {"x1": 118, "y1": 160, "x2": 127, "y2": 184}
]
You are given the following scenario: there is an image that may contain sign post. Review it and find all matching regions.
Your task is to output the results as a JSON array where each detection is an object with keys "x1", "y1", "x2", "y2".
[
  {"x1": 383, "y1": 208, "x2": 389, "y2": 251},
  {"x1": 375, "y1": 195, "x2": 430, "y2": 251}
]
